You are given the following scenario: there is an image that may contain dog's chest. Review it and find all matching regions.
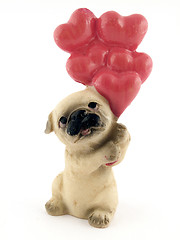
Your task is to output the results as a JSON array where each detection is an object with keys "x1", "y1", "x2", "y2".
[
  {"x1": 62, "y1": 172, "x2": 103, "y2": 218},
  {"x1": 62, "y1": 170, "x2": 114, "y2": 217},
  {"x1": 62, "y1": 150, "x2": 116, "y2": 218}
]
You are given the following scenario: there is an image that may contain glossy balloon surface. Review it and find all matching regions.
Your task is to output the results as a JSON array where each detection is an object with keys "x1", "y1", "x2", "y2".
[
  {"x1": 66, "y1": 40, "x2": 108, "y2": 85},
  {"x1": 97, "y1": 12, "x2": 148, "y2": 51},
  {"x1": 54, "y1": 8, "x2": 96, "y2": 52},
  {"x1": 93, "y1": 69, "x2": 141, "y2": 117},
  {"x1": 107, "y1": 48, "x2": 152, "y2": 83},
  {"x1": 54, "y1": 8, "x2": 152, "y2": 117}
]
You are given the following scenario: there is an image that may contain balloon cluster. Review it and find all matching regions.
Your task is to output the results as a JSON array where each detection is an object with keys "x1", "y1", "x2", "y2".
[{"x1": 54, "y1": 8, "x2": 152, "y2": 117}]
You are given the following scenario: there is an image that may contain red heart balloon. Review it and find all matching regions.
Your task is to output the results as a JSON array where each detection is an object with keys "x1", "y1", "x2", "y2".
[
  {"x1": 107, "y1": 48, "x2": 152, "y2": 83},
  {"x1": 66, "y1": 41, "x2": 109, "y2": 85},
  {"x1": 97, "y1": 11, "x2": 148, "y2": 51},
  {"x1": 93, "y1": 69, "x2": 141, "y2": 117},
  {"x1": 54, "y1": 8, "x2": 96, "y2": 53}
]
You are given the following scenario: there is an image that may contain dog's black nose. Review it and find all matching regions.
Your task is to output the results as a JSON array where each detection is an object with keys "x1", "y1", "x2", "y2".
[
  {"x1": 67, "y1": 110, "x2": 100, "y2": 136},
  {"x1": 67, "y1": 110, "x2": 86, "y2": 136},
  {"x1": 81, "y1": 114, "x2": 100, "y2": 130}
]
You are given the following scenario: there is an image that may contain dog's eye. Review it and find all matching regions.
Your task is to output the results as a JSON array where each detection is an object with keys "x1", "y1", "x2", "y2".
[
  {"x1": 88, "y1": 102, "x2": 98, "y2": 111},
  {"x1": 59, "y1": 116, "x2": 67, "y2": 128}
]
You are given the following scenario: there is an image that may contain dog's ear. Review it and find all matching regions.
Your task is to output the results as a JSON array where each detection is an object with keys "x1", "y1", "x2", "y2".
[{"x1": 45, "y1": 112, "x2": 53, "y2": 134}]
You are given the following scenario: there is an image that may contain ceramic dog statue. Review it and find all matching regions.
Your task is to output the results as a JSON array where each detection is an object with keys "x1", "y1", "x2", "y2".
[
  {"x1": 44, "y1": 8, "x2": 152, "y2": 228},
  {"x1": 45, "y1": 87, "x2": 130, "y2": 228}
]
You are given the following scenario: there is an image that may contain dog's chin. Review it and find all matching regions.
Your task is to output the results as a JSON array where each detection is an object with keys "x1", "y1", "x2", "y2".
[{"x1": 72, "y1": 125, "x2": 104, "y2": 144}]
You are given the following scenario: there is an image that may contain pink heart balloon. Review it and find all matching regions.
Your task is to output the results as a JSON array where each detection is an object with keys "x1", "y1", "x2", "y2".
[
  {"x1": 66, "y1": 41, "x2": 108, "y2": 85},
  {"x1": 54, "y1": 8, "x2": 96, "y2": 53},
  {"x1": 93, "y1": 69, "x2": 141, "y2": 117},
  {"x1": 97, "y1": 11, "x2": 148, "y2": 51},
  {"x1": 107, "y1": 48, "x2": 152, "y2": 83}
]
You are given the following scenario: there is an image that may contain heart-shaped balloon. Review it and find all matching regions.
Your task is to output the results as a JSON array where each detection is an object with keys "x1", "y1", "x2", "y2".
[
  {"x1": 53, "y1": 9, "x2": 152, "y2": 117},
  {"x1": 54, "y1": 8, "x2": 96, "y2": 52},
  {"x1": 107, "y1": 48, "x2": 152, "y2": 83},
  {"x1": 66, "y1": 41, "x2": 109, "y2": 85},
  {"x1": 97, "y1": 11, "x2": 148, "y2": 51},
  {"x1": 93, "y1": 69, "x2": 141, "y2": 117}
]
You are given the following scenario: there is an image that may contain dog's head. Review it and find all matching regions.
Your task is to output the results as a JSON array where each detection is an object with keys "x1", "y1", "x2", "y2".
[{"x1": 45, "y1": 87, "x2": 117, "y2": 152}]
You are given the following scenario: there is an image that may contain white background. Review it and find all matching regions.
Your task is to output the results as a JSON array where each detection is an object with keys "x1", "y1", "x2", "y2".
[{"x1": 0, "y1": 0, "x2": 180, "y2": 239}]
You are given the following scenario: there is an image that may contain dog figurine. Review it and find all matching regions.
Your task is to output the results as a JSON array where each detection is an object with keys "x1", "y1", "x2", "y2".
[
  {"x1": 45, "y1": 87, "x2": 130, "y2": 228},
  {"x1": 44, "y1": 8, "x2": 152, "y2": 228}
]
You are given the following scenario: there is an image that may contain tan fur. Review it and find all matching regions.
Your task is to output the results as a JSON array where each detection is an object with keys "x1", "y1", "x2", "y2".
[{"x1": 45, "y1": 87, "x2": 130, "y2": 228}]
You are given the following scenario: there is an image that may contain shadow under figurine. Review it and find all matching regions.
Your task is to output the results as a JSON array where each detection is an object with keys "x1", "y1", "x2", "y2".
[{"x1": 44, "y1": 9, "x2": 152, "y2": 228}]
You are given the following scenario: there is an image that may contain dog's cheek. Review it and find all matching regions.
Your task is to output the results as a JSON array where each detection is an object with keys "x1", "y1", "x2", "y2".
[{"x1": 55, "y1": 128, "x2": 68, "y2": 145}]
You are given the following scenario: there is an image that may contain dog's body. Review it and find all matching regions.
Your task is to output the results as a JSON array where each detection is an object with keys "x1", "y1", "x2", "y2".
[{"x1": 45, "y1": 87, "x2": 130, "y2": 228}]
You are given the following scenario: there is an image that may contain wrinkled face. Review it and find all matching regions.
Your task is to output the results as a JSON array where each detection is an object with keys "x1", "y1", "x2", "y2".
[{"x1": 45, "y1": 87, "x2": 116, "y2": 151}]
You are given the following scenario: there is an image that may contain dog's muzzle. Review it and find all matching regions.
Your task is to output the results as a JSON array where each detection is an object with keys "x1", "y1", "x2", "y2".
[{"x1": 67, "y1": 110, "x2": 100, "y2": 136}]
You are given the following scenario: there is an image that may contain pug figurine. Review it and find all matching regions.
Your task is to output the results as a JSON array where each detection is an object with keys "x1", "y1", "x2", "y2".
[
  {"x1": 44, "y1": 8, "x2": 152, "y2": 228},
  {"x1": 45, "y1": 87, "x2": 130, "y2": 228}
]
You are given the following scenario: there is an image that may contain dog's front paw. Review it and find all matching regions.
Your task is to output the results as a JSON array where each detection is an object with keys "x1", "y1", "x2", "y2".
[
  {"x1": 45, "y1": 198, "x2": 66, "y2": 216},
  {"x1": 104, "y1": 141, "x2": 119, "y2": 162},
  {"x1": 88, "y1": 210, "x2": 111, "y2": 228},
  {"x1": 114, "y1": 123, "x2": 131, "y2": 144}
]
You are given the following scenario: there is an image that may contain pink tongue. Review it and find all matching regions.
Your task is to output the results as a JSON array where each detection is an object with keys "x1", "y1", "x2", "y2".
[{"x1": 81, "y1": 129, "x2": 90, "y2": 136}]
